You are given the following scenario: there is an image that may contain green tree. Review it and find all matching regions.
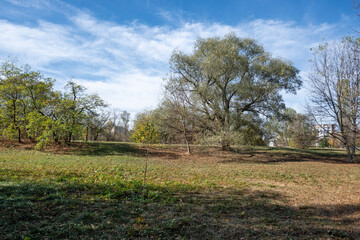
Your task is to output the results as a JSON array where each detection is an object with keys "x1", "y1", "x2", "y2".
[
  {"x1": 0, "y1": 61, "x2": 108, "y2": 148},
  {"x1": 0, "y1": 61, "x2": 55, "y2": 143},
  {"x1": 131, "y1": 111, "x2": 160, "y2": 191},
  {"x1": 131, "y1": 111, "x2": 160, "y2": 144},
  {"x1": 165, "y1": 34, "x2": 301, "y2": 150},
  {"x1": 0, "y1": 61, "x2": 26, "y2": 142},
  {"x1": 318, "y1": 138, "x2": 330, "y2": 148},
  {"x1": 238, "y1": 115, "x2": 266, "y2": 146},
  {"x1": 61, "y1": 81, "x2": 107, "y2": 143},
  {"x1": 22, "y1": 70, "x2": 56, "y2": 142}
]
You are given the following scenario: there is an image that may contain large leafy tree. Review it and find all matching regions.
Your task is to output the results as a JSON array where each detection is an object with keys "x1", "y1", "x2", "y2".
[
  {"x1": 0, "y1": 61, "x2": 55, "y2": 143},
  {"x1": 165, "y1": 34, "x2": 301, "y2": 150}
]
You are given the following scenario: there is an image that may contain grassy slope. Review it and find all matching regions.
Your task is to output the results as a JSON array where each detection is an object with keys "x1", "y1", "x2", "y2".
[{"x1": 0, "y1": 142, "x2": 359, "y2": 239}]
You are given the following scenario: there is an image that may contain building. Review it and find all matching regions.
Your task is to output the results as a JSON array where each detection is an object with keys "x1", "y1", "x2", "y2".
[
  {"x1": 313, "y1": 124, "x2": 336, "y2": 139},
  {"x1": 313, "y1": 124, "x2": 338, "y2": 147}
]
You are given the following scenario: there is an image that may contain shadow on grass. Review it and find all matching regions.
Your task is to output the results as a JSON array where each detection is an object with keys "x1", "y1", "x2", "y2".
[
  {"x1": 1, "y1": 181, "x2": 359, "y2": 239},
  {"x1": 75, "y1": 142, "x2": 145, "y2": 156},
  {"x1": 76, "y1": 142, "x2": 183, "y2": 160},
  {"x1": 223, "y1": 146, "x2": 355, "y2": 165}
]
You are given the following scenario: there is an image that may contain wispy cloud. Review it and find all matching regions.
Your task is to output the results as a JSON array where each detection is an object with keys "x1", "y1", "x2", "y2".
[
  {"x1": 0, "y1": 0, "x2": 352, "y2": 114},
  {"x1": 5, "y1": 0, "x2": 51, "y2": 9}
]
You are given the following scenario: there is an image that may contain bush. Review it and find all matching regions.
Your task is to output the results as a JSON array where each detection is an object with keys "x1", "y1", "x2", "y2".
[{"x1": 318, "y1": 138, "x2": 329, "y2": 148}]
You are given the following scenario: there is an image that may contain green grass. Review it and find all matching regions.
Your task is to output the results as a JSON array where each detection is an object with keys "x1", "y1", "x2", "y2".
[{"x1": 0, "y1": 142, "x2": 359, "y2": 239}]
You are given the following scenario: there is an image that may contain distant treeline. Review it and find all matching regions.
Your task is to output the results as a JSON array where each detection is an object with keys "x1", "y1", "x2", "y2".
[{"x1": 0, "y1": 60, "x2": 130, "y2": 149}]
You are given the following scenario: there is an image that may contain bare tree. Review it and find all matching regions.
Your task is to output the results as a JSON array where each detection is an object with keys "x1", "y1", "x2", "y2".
[
  {"x1": 120, "y1": 110, "x2": 130, "y2": 141},
  {"x1": 158, "y1": 79, "x2": 198, "y2": 154},
  {"x1": 86, "y1": 109, "x2": 110, "y2": 141},
  {"x1": 102, "y1": 108, "x2": 131, "y2": 141},
  {"x1": 308, "y1": 39, "x2": 360, "y2": 162}
]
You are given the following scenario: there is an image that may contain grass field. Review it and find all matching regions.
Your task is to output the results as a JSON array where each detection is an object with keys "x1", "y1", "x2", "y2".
[{"x1": 0, "y1": 142, "x2": 359, "y2": 239}]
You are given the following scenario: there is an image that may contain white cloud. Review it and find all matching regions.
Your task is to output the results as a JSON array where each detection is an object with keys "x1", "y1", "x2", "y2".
[
  {"x1": 5, "y1": 0, "x2": 51, "y2": 9},
  {"x1": 0, "y1": 2, "x2": 351, "y2": 115},
  {"x1": 76, "y1": 72, "x2": 162, "y2": 113}
]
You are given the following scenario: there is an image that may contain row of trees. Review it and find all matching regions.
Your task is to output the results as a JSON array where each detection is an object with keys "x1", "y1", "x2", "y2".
[
  {"x1": 0, "y1": 60, "x2": 130, "y2": 149},
  {"x1": 133, "y1": 106, "x2": 317, "y2": 153},
  {"x1": 132, "y1": 34, "x2": 360, "y2": 163},
  {"x1": 132, "y1": 34, "x2": 305, "y2": 153},
  {"x1": 2, "y1": 34, "x2": 359, "y2": 162}
]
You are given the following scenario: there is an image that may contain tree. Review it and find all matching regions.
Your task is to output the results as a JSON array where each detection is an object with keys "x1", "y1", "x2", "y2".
[
  {"x1": 288, "y1": 113, "x2": 317, "y2": 149},
  {"x1": 119, "y1": 110, "x2": 131, "y2": 141},
  {"x1": 61, "y1": 81, "x2": 107, "y2": 143},
  {"x1": 157, "y1": 79, "x2": 200, "y2": 154},
  {"x1": 131, "y1": 111, "x2": 159, "y2": 196},
  {"x1": 165, "y1": 34, "x2": 301, "y2": 150},
  {"x1": 0, "y1": 61, "x2": 27, "y2": 142},
  {"x1": 0, "y1": 60, "x2": 55, "y2": 143},
  {"x1": 102, "y1": 109, "x2": 131, "y2": 141},
  {"x1": 308, "y1": 38, "x2": 360, "y2": 162},
  {"x1": 238, "y1": 115, "x2": 266, "y2": 146},
  {"x1": 264, "y1": 108, "x2": 296, "y2": 147},
  {"x1": 131, "y1": 111, "x2": 160, "y2": 144},
  {"x1": 0, "y1": 60, "x2": 109, "y2": 148},
  {"x1": 85, "y1": 108, "x2": 110, "y2": 141},
  {"x1": 22, "y1": 69, "x2": 56, "y2": 142},
  {"x1": 264, "y1": 108, "x2": 316, "y2": 148}
]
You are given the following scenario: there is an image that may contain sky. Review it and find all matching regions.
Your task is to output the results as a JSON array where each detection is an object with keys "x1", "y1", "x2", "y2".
[{"x1": 0, "y1": 0, "x2": 359, "y2": 117}]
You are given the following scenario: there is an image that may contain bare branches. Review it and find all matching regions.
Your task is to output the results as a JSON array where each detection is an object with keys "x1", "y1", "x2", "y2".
[{"x1": 308, "y1": 39, "x2": 360, "y2": 162}]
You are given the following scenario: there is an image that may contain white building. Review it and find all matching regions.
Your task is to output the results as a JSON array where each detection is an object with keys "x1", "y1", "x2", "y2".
[{"x1": 313, "y1": 124, "x2": 336, "y2": 139}]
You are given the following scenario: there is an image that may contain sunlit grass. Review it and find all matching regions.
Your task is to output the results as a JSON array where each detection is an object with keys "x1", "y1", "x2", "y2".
[{"x1": 0, "y1": 142, "x2": 359, "y2": 239}]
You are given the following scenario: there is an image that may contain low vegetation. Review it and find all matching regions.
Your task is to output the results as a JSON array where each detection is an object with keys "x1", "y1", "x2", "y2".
[{"x1": 1, "y1": 142, "x2": 359, "y2": 239}]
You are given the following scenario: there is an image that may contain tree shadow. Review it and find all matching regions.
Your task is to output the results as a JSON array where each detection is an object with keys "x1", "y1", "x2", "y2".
[
  {"x1": 74, "y1": 142, "x2": 145, "y2": 156},
  {"x1": 222, "y1": 147, "x2": 356, "y2": 165},
  {"x1": 63, "y1": 142, "x2": 182, "y2": 160},
  {"x1": 1, "y1": 181, "x2": 359, "y2": 239}
]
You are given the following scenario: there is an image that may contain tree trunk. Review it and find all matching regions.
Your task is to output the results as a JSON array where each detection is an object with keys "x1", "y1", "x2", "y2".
[
  {"x1": 221, "y1": 139, "x2": 230, "y2": 151},
  {"x1": 85, "y1": 126, "x2": 89, "y2": 142},
  {"x1": 18, "y1": 128, "x2": 21, "y2": 143},
  {"x1": 182, "y1": 121, "x2": 191, "y2": 155},
  {"x1": 67, "y1": 132, "x2": 72, "y2": 144},
  {"x1": 184, "y1": 135, "x2": 191, "y2": 155},
  {"x1": 346, "y1": 145, "x2": 355, "y2": 163}
]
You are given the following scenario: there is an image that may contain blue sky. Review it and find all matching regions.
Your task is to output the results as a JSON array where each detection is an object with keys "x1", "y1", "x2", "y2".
[{"x1": 0, "y1": 0, "x2": 358, "y2": 116}]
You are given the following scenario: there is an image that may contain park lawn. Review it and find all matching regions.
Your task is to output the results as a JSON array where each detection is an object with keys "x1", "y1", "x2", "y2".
[{"x1": 0, "y1": 142, "x2": 359, "y2": 239}]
